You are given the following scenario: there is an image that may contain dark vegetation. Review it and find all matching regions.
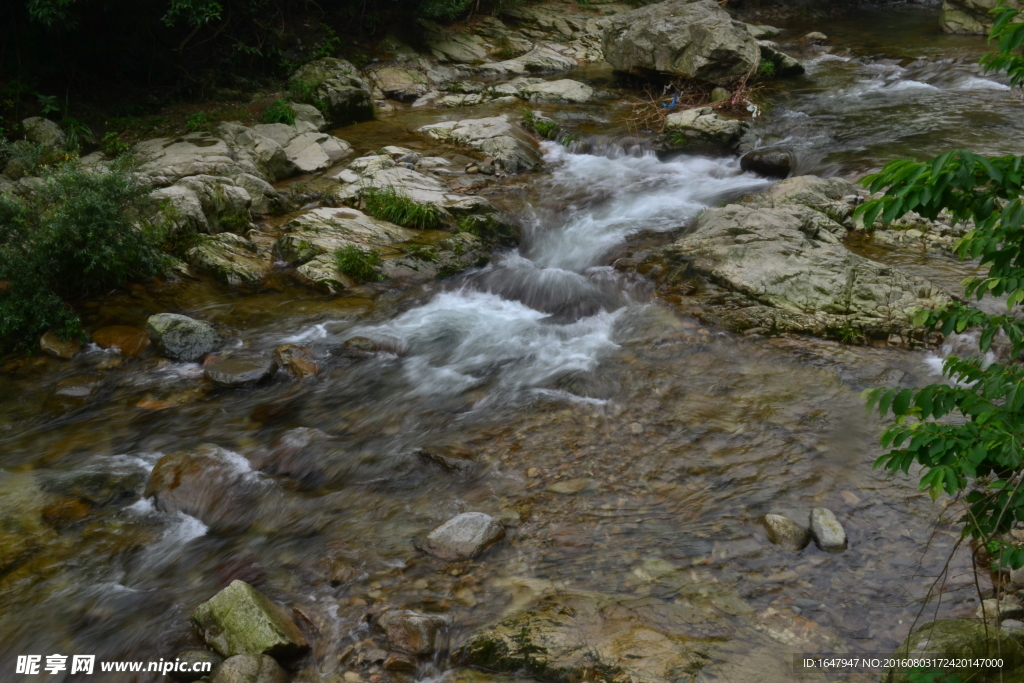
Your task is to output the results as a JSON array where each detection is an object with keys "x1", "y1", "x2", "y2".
[
  {"x1": 0, "y1": 0, "x2": 523, "y2": 137},
  {"x1": 862, "y1": 0, "x2": 1024, "y2": 622},
  {"x1": 0, "y1": 158, "x2": 166, "y2": 352}
]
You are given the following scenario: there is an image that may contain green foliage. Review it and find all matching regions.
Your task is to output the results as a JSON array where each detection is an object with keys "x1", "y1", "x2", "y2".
[
  {"x1": 981, "y1": 4, "x2": 1024, "y2": 88},
  {"x1": 420, "y1": 0, "x2": 474, "y2": 21},
  {"x1": 405, "y1": 243, "x2": 439, "y2": 262},
  {"x1": 362, "y1": 186, "x2": 441, "y2": 229},
  {"x1": 261, "y1": 99, "x2": 296, "y2": 125},
  {"x1": 218, "y1": 211, "x2": 252, "y2": 232},
  {"x1": 0, "y1": 159, "x2": 164, "y2": 352},
  {"x1": 522, "y1": 110, "x2": 559, "y2": 140},
  {"x1": 312, "y1": 25, "x2": 342, "y2": 60},
  {"x1": 60, "y1": 117, "x2": 93, "y2": 151},
  {"x1": 756, "y1": 59, "x2": 776, "y2": 79},
  {"x1": 185, "y1": 111, "x2": 212, "y2": 132},
  {"x1": 335, "y1": 244, "x2": 384, "y2": 282},
  {"x1": 0, "y1": 139, "x2": 74, "y2": 177},
  {"x1": 857, "y1": 4, "x2": 1024, "y2": 573}
]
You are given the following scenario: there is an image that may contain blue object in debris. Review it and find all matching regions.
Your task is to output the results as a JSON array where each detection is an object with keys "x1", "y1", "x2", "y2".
[{"x1": 661, "y1": 92, "x2": 679, "y2": 109}]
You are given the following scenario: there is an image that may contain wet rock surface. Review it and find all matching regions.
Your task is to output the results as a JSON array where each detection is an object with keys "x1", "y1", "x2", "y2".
[
  {"x1": 204, "y1": 353, "x2": 278, "y2": 388},
  {"x1": 378, "y1": 610, "x2": 449, "y2": 655},
  {"x1": 763, "y1": 513, "x2": 810, "y2": 551},
  {"x1": 209, "y1": 654, "x2": 289, "y2": 683},
  {"x1": 192, "y1": 580, "x2": 309, "y2": 660},
  {"x1": 419, "y1": 512, "x2": 505, "y2": 560},
  {"x1": 170, "y1": 649, "x2": 224, "y2": 682},
  {"x1": 146, "y1": 313, "x2": 222, "y2": 362},
  {"x1": 809, "y1": 507, "x2": 847, "y2": 552}
]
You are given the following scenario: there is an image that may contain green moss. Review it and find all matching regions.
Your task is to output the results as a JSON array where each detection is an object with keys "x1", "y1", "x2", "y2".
[
  {"x1": 756, "y1": 58, "x2": 777, "y2": 80},
  {"x1": 185, "y1": 111, "x2": 213, "y2": 132},
  {"x1": 362, "y1": 186, "x2": 440, "y2": 229},
  {"x1": 335, "y1": 244, "x2": 384, "y2": 282},
  {"x1": 219, "y1": 211, "x2": 252, "y2": 233},
  {"x1": 405, "y1": 244, "x2": 440, "y2": 262}
]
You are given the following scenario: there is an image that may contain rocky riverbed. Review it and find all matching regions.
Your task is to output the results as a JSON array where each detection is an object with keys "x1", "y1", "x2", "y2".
[{"x1": 3, "y1": 1, "x2": 1024, "y2": 682}]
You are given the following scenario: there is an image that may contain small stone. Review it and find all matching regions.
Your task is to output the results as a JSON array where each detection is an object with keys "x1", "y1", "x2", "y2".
[
  {"x1": 419, "y1": 512, "x2": 505, "y2": 560},
  {"x1": 809, "y1": 508, "x2": 847, "y2": 552},
  {"x1": 169, "y1": 649, "x2": 224, "y2": 682},
  {"x1": 209, "y1": 654, "x2": 288, "y2": 683},
  {"x1": 466, "y1": 164, "x2": 479, "y2": 174},
  {"x1": 710, "y1": 87, "x2": 731, "y2": 102},
  {"x1": 763, "y1": 513, "x2": 810, "y2": 551},
  {"x1": 364, "y1": 648, "x2": 388, "y2": 664},
  {"x1": 839, "y1": 490, "x2": 861, "y2": 505},
  {"x1": 526, "y1": 467, "x2": 541, "y2": 478},
  {"x1": 40, "y1": 331, "x2": 80, "y2": 359},
  {"x1": 630, "y1": 422, "x2": 644, "y2": 434},
  {"x1": 92, "y1": 326, "x2": 151, "y2": 356},
  {"x1": 976, "y1": 598, "x2": 1024, "y2": 622},
  {"x1": 803, "y1": 31, "x2": 828, "y2": 45},
  {"x1": 191, "y1": 580, "x2": 310, "y2": 659},
  {"x1": 341, "y1": 336, "x2": 385, "y2": 357},
  {"x1": 273, "y1": 344, "x2": 319, "y2": 378},
  {"x1": 147, "y1": 313, "x2": 222, "y2": 362},
  {"x1": 379, "y1": 610, "x2": 449, "y2": 655},
  {"x1": 740, "y1": 149, "x2": 792, "y2": 179},
  {"x1": 383, "y1": 652, "x2": 418, "y2": 672},
  {"x1": 205, "y1": 353, "x2": 277, "y2": 388},
  {"x1": 343, "y1": 673, "x2": 362, "y2": 683}
]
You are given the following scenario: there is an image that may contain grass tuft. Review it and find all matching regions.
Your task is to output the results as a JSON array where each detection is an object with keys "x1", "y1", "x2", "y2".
[
  {"x1": 335, "y1": 244, "x2": 384, "y2": 282},
  {"x1": 261, "y1": 99, "x2": 296, "y2": 125},
  {"x1": 362, "y1": 186, "x2": 440, "y2": 230}
]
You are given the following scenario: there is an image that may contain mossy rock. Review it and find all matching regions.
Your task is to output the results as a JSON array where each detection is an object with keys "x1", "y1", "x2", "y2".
[
  {"x1": 191, "y1": 580, "x2": 310, "y2": 660},
  {"x1": 882, "y1": 619, "x2": 1024, "y2": 683}
]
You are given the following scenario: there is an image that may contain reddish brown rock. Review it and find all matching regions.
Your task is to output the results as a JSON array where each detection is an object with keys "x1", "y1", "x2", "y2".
[
  {"x1": 273, "y1": 344, "x2": 319, "y2": 378},
  {"x1": 40, "y1": 331, "x2": 80, "y2": 359},
  {"x1": 92, "y1": 326, "x2": 151, "y2": 356}
]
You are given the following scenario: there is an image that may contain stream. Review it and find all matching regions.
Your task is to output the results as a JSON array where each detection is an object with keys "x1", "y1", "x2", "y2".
[{"x1": 2, "y1": 4, "x2": 1024, "y2": 683}]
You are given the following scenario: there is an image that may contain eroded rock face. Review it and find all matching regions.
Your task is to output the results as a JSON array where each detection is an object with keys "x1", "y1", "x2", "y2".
[
  {"x1": 188, "y1": 233, "x2": 271, "y2": 286},
  {"x1": 940, "y1": 0, "x2": 1020, "y2": 34},
  {"x1": 663, "y1": 107, "x2": 747, "y2": 150},
  {"x1": 146, "y1": 313, "x2": 222, "y2": 362},
  {"x1": 419, "y1": 512, "x2": 504, "y2": 560},
  {"x1": 419, "y1": 116, "x2": 541, "y2": 173},
  {"x1": 275, "y1": 208, "x2": 415, "y2": 265},
  {"x1": 519, "y1": 79, "x2": 594, "y2": 104},
  {"x1": 192, "y1": 580, "x2": 309, "y2": 660},
  {"x1": 648, "y1": 176, "x2": 952, "y2": 341},
  {"x1": 137, "y1": 134, "x2": 259, "y2": 187},
  {"x1": 601, "y1": 0, "x2": 760, "y2": 84}
]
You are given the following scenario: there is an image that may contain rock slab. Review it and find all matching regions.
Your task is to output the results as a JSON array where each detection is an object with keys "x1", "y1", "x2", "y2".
[
  {"x1": 192, "y1": 580, "x2": 309, "y2": 660},
  {"x1": 420, "y1": 512, "x2": 505, "y2": 560},
  {"x1": 205, "y1": 354, "x2": 278, "y2": 388}
]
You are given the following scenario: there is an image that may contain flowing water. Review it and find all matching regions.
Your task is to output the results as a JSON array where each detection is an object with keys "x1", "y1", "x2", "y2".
[{"x1": 3, "y1": 5, "x2": 1024, "y2": 682}]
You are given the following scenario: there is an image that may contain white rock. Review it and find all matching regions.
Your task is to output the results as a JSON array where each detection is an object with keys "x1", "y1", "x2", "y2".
[
  {"x1": 809, "y1": 508, "x2": 847, "y2": 552},
  {"x1": 419, "y1": 512, "x2": 505, "y2": 560}
]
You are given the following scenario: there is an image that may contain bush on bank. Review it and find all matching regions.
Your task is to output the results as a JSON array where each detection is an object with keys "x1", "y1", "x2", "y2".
[{"x1": 0, "y1": 156, "x2": 166, "y2": 353}]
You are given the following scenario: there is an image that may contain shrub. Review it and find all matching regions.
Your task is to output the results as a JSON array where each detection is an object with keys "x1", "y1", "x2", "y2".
[
  {"x1": 420, "y1": 0, "x2": 474, "y2": 21},
  {"x1": 185, "y1": 111, "x2": 212, "y2": 132},
  {"x1": 0, "y1": 139, "x2": 73, "y2": 178},
  {"x1": 335, "y1": 244, "x2": 384, "y2": 282},
  {"x1": 756, "y1": 59, "x2": 776, "y2": 80},
  {"x1": 261, "y1": 99, "x2": 296, "y2": 125},
  {"x1": 859, "y1": 4, "x2": 1024, "y2": 575},
  {"x1": 61, "y1": 117, "x2": 93, "y2": 151},
  {"x1": 0, "y1": 159, "x2": 165, "y2": 352},
  {"x1": 362, "y1": 185, "x2": 440, "y2": 229}
]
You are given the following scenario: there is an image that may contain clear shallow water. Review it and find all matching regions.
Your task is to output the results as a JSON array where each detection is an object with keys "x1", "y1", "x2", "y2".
[{"x1": 0, "y1": 7, "x2": 1018, "y2": 683}]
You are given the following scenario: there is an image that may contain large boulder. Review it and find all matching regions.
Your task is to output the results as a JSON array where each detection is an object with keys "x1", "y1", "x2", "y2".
[
  {"x1": 881, "y1": 619, "x2": 1024, "y2": 683},
  {"x1": 660, "y1": 203, "x2": 951, "y2": 339},
  {"x1": 601, "y1": 0, "x2": 761, "y2": 84},
  {"x1": 22, "y1": 117, "x2": 66, "y2": 148},
  {"x1": 188, "y1": 233, "x2": 271, "y2": 286},
  {"x1": 330, "y1": 161, "x2": 498, "y2": 218},
  {"x1": 419, "y1": 116, "x2": 542, "y2": 173},
  {"x1": 940, "y1": 0, "x2": 1020, "y2": 34},
  {"x1": 519, "y1": 79, "x2": 594, "y2": 104},
  {"x1": 136, "y1": 134, "x2": 260, "y2": 187},
  {"x1": 289, "y1": 58, "x2": 374, "y2": 127},
  {"x1": 146, "y1": 313, "x2": 222, "y2": 362},
  {"x1": 475, "y1": 46, "x2": 578, "y2": 76},
  {"x1": 192, "y1": 580, "x2": 310, "y2": 660}
]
